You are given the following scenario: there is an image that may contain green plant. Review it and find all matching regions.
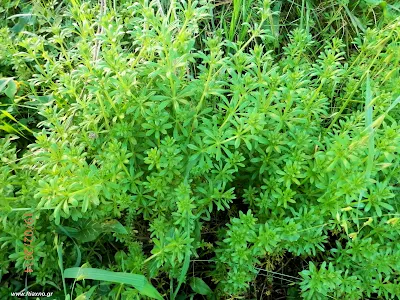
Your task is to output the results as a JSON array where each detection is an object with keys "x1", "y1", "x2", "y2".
[{"x1": 0, "y1": 0, "x2": 399, "y2": 299}]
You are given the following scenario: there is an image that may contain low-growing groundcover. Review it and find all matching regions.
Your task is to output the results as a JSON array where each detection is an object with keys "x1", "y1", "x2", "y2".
[{"x1": 1, "y1": 0, "x2": 400, "y2": 299}]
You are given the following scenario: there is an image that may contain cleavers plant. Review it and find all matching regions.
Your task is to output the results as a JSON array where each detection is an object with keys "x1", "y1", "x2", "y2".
[{"x1": 1, "y1": 0, "x2": 400, "y2": 299}]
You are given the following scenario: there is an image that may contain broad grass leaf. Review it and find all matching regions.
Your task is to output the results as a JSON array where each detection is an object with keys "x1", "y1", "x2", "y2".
[{"x1": 64, "y1": 267, "x2": 163, "y2": 300}]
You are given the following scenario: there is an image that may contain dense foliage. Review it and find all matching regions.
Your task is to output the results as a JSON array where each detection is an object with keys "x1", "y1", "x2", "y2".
[{"x1": 1, "y1": 0, "x2": 400, "y2": 299}]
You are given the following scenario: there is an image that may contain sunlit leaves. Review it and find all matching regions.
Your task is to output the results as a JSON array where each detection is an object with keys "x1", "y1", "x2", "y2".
[{"x1": 1, "y1": 0, "x2": 400, "y2": 299}]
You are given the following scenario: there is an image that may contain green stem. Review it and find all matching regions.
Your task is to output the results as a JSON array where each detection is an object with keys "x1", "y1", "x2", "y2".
[{"x1": 11, "y1": 207, "x2": 56, "y2": 212}]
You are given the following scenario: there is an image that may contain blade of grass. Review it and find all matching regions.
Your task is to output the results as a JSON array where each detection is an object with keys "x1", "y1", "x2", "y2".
[
  {"x1": 172, "y1": 249, "x2": 191, "y2": 299},
  {"x1": 386, "y1": 94, "x2": 400, "y2": 113},
  {"x1": 300, "y1": 0, "x2": 305, "y2": 30},
  {"x1": 365, "y1": 72, "x2": 374, "y2": 179},
  {"x1": 0, "y1": 122, "x2": 25, "y2": 137},
  {"x1": 64, "y1": 267, "x2": 163, "y2": 300},
  {"x1": 371, "y1": 95, "x2": 400, "y2": 129},
  {"x1": 57, "y1": 225, "x2": 82, "y2": 267},
  {"x1": 327, "y1": 42, "x2": 387, "y2": 130},
  {"x1": 56, "y1": 242, "x2": 68, "y2": 299},
  {"x1": 344, "y1": 5, "x2": 365, "y2": 34},
  {"x1": 172, "y1": 210, "x2": 192, "y2": 299},
  {"x1": 229, "y1": 0, "x2": 241, "y2": 41},
  {"x1": 271, "y1": 0, "x2": 282, "y2": 47},
  {"x1": 1, "y1": 110, "x2": 34, "y2": 134}
]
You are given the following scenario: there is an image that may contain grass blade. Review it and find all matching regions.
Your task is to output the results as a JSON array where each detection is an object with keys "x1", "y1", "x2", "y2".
[
  {"x1": 365, "y1": 72, "x2": 374, "y2": 178},
  {"x1": 371, "y1": 94, "x2": 400, "y2": 129},
  {"x1": 64, "y1": 267, "x2": 163, "y2": 300},
  {"x1": 387, "y1": 94, "x2": 400, "y2": 113},
  {"x1": 1, "y1": 110, "x2": 34, "y2": 134},
  {"x1": 57, "y1": 243, "x2": 68, "y2": 299},
  {"x1": 172, "y1": 249, "x2": 191, "y2": 299},
  {"x1": 344, "y1": 5, "x2": 366, "y2": 33}
]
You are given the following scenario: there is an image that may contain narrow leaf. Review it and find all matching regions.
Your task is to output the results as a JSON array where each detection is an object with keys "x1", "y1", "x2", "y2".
[
  {"x1": 173, "y1": 250, "x2": 191, "y2": 298},
  {"x1": 1, "y1": 110, "x2": 33, "y2": 134},
  {"x1": 365, "y1": 73, "x2": 374, "y2": 178}
]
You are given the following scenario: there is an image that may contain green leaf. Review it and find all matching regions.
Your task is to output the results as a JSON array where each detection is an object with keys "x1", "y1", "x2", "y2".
[
  {"x1": 7, "y1": 13, "x2": 36, "y2": 19},
  {"x1": 173, "y1": 249, "x2": 191, "y2": 298},
  {"x1": 0, "y1": 78, "x2": 13, "y2": 93},
  {"x1": 387, "y1": 94, "x2": 400, "y2": 113},
  {"x1": 56, "y1": 226, "x2": 80, "y2": 238},
  {"x1": 0, "y1": 123, "x2": 22, "y2": 135},
  {"x1": 56, "y1": 220, "x2": 127, "y2": 243},
  {"x1": 82, "y1": 196, "x2": 89, "y2": 213},
  {"x1": 365, "y1": 72, "x2": 374, "y2": 178},
  {"x1": 74, "y1": 285, "x2": 97, "y2": 300},
  {"x1": 190, "y1": 277, "x2": 212, "y2": 295},
  {"x1": 57, "y1": 243, "x2": 68, "y2": 298},
  {"x1": 1, "y1": 110, "x2": 33, "y2": 134},
  {"x1": 64, "y1": 267, "x2": 163, "y2": 300},
  {"x1": 10, "y1": 14, "x2": 35, "y2": 34},
  {"x1": 344, "y1": 6, "x2": 365, "y2": 33},
  {"x1": 4, "y1": 80, "x2": 17, "y2": 98},
  {"x1": 73, "y1": 244, "x2": 82, "y2": 268},
  {"x1": 101, "y1": 219, "x2": 128, "y2": 235}
]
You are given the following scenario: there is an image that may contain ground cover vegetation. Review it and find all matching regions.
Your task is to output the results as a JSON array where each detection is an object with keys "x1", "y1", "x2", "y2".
[{"x1": 1, "y1": 0, "x2": 400, "y2": 299}]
